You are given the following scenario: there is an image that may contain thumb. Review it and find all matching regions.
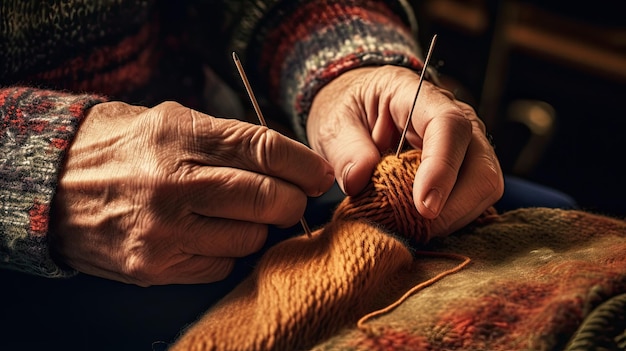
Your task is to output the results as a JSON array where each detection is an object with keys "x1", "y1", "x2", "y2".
[
  {"x1": 307, "y1": 67, "x2": 389, "y2": 196},
  {"x1": 332, "y1": 125, "x2": 381, "y2": 196},
  {"x1": 308, "y1": 111, "x2": 380, "y2": 196}
]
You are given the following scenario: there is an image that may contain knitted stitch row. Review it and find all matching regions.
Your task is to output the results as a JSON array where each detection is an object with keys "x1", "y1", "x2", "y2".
[{"x1": 172, "y1": 150, "x2": 626, "y2": 350}]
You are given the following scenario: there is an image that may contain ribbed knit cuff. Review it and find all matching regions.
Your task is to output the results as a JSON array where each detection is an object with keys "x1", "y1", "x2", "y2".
[
  {"x1": 0, "y1": 87, "x2": 106, "y2": 278},
  {"x1": 257, "y1": 0, "x2": 424, "y2": 141}
]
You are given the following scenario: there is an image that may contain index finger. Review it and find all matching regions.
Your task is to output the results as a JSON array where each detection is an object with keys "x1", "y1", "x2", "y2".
[
  {"x1": 408, "y1": 88, "x2": 473, "y2": 218},
  {"x1": 189, "y1": 110, "x2": 336, "y2": 197}
]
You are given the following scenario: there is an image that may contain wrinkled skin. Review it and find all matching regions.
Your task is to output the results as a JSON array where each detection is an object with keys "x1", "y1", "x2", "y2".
[
  {"x1": 50, "y1": 65, "x2": 503, "y2": 287},
  {"x1": 51, "y1": 101, "x2": 334, "y2": 286},
  {"x1": 307, "y1": 66, "x2": 504, "y2": 237}
]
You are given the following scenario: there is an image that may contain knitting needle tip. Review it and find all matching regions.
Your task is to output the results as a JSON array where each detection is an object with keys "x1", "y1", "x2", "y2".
[
  {"x1": 232, "y1": 52, "x2": 267, "y2": 126},
  {"x1": 300, "y1": 218, "x2": 312, "y2": 238},
  {"x1": 395, "y1": 34, "x2": 438, "y2": 157},
  {"x1": 232, "y1": 52, "x2": 313, "y2": 238}
]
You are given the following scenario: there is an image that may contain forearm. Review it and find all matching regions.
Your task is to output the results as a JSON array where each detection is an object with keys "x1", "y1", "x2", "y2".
[{"x1": 0, "y1": 87, "x2": 106, "y2": 278}]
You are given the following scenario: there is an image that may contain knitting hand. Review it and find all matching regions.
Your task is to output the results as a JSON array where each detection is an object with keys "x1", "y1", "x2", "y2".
[
  {"x1": 307, "y1": 66, "x2": 503, "y2": 237},
  {"x1": 50, "y1": 101, "x2": 334, "y2": 286}
]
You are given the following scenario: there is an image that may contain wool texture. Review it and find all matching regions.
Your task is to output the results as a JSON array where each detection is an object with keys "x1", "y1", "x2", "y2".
[
  {"x1": 172, "y1": 149, "x2": 626, "y2": 351},
  {"x1": 251, "y1": 0, "x2": 423, "y2": 139},
  {"x1": 0, "y1": 87, "x2": 105, "y2": 277}
]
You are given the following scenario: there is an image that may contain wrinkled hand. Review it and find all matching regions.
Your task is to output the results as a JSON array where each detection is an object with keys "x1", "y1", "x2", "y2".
[
  {"x1": 50, "y1": 101, "x2": 334, "y2": 286},
  {"x1": 307, "y1": 66, "x2": 504, "y2": 237}
]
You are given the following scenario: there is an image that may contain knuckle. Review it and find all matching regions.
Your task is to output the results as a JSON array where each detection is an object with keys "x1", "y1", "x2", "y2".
[
  {"x1": 473, "y1": 119, "x2": 487, "y2": 135},
  {"x1": 315, "y1": 110, "x2": 357, "y2": 158},
  {"x1": 317, "y1": 111, "x2": 345, "y2": 140},
  {"x1": 150, "y1": 101, "x2": 195, "y2": 130},
  {"x1": 435, "y1": 109, "x2": 474, "y2": 138},
  {"x1": 252, "y1": 176, "x2": 305, "y2": 226},
  {"x1": 455, "y1": 114, "x2": 474, "y2": 138},
  {"x1": 123, "y1": 254, "x2": 160, "y2": 286},
  {"x1": 252, "y1": 128, "x2": 286, "y2": 174},
  {"x1": 253, "y1": 177, "x2": 279, "y2": 219},
  {"x1": 434, "y1": 85, "x2": 457, "y2": 100},
  {"x1": 154, "y1": 100, "x2": 184, "y2": 111},
  {"x1": 478, "y1": 155, "x2": 505, "y2": 200}
]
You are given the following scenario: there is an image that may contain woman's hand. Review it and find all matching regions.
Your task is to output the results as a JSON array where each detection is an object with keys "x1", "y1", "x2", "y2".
[
  {"x1": 307, "y1": 66, "x2": 503, "y2": 237},
  {"x1": 50, "y1": 101, "x2": 334, "y2": 286}
]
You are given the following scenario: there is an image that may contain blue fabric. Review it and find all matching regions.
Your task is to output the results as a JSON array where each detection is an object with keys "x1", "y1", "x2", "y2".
[
  {"x1": 495, "y1": 175, "x2": 579, "y2": 212},
  {"x1": 304, "y1": 175, "x2": 579, "y2": 227}
]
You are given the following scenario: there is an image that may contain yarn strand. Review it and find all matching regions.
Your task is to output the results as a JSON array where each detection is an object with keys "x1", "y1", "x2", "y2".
[{"x1": 357, "y1": 251, "x2": 472, "y2": 330}]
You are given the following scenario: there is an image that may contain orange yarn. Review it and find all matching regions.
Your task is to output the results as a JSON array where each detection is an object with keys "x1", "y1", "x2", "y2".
[
  {"x1": 334, "y1": 149, "x2": 431, "y2": 244},
  {"x1": 356, "y1": 250, "x2": 471, "y2": 332},
  {"x1": 338, "y1": 150, "x2": 471, "y2": 332},
  {"x1": 171, "y1": 150, "x2": 471, "y2": 350}
]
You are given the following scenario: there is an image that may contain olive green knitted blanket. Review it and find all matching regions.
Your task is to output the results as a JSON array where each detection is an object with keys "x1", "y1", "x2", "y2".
[{"x1": 172, "y1": 150, "x2": 626, "y2": 351}]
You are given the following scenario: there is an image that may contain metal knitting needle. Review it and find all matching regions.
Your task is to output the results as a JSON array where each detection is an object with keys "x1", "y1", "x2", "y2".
[
  {"x1": 232, "y1": 52, "x2": 313, "y2": 238},
  {"x1": 395, "y1": 34, "x2": 438, "y2": 157}
]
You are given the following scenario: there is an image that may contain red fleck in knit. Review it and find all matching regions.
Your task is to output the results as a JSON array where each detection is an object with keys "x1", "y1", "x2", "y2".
[{"x1": 173, "y1": 151, "x2": 626, "y2": 351}]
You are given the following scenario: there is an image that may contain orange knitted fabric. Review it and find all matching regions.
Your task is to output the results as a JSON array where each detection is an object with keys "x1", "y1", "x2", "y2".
[
  {"x1": 332, "y1": 150, "x2": 432, "y2": 243},
  {"x1": 171, "y1": 150, "x2": 626, "y2": 351},
  {"x1": 172, "y1": 150, "x2": 480, "y2": 350},
  {"x1": 172, "y1": 220, "x2": 415, "y2": 350}
]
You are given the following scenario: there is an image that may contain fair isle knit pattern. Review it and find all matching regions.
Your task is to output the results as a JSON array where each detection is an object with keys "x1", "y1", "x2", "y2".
[
  {"x1": 0, "y1": 0, "x2": 156, "y2": 97},
  {"x1": 253, "y1": 0, "x2": 424, "y2": 140},
  {"x1": 0, "y1": 88, "x2": 105, "y2": 277},
  {"x1": 2, "y1": 1, "x2": 422, "y2": 136}
]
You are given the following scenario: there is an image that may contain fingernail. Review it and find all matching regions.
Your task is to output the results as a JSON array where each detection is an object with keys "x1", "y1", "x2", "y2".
[
  {"x1": 314, "y1": 170, "x2": 336, "y2": 196},
  {"x1": 423, "y1": 188, "x2": 443, "y2": 215},
  {"x1": 340, "y1": 162, "x2": 354, "y2": 194}
]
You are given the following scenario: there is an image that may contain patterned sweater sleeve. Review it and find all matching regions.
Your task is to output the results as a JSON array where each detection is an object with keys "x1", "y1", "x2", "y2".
[
  {"x1": 0, "y1": 87, "x2": 105, "y2": 278},
  {"x1": 224, "y1": 0, "x2": 425, "y2": 140}
]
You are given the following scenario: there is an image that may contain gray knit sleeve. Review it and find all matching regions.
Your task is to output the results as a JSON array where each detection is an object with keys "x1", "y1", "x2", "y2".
[{"x1": 0, "y1": 87, "x2": 105, "y2": 278}]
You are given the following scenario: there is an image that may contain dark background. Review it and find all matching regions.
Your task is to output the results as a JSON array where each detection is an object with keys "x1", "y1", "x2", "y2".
[
  {"x1": 411, "y1": 0, "x2": 626, "y2": 218},
  {"x1": 2, "y1": 2, "x2": 624, "y2": 350}
]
